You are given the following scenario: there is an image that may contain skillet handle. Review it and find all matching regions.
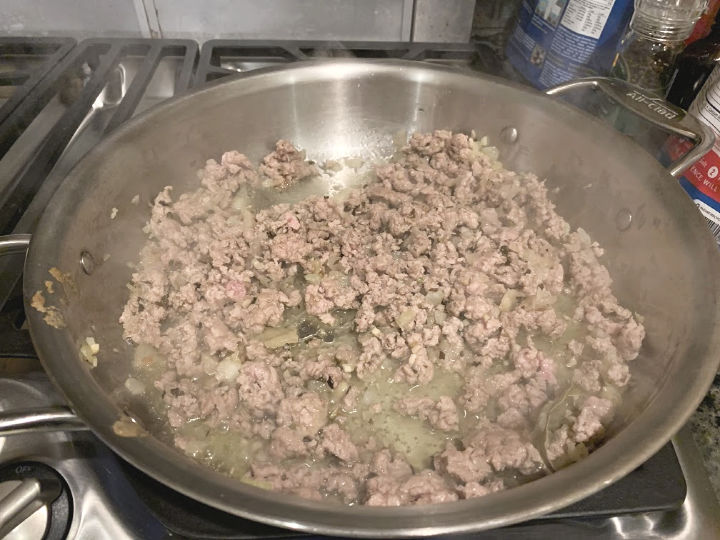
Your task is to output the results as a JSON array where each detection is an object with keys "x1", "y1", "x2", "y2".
[
  {"x1": 0, "y1": 407, "x2": 87, "y2": 436},
  {"x1": 545, "y1": 77, "x2": 715, "y2": 178},
  {"x1": 0, "y1": 234, "x2": 32, "y2": 256}
]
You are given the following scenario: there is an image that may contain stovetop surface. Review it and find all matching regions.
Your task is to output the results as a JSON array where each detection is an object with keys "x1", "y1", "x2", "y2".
[{"x1": 0, "y1": 37, "x2": 719, "y2": 539}]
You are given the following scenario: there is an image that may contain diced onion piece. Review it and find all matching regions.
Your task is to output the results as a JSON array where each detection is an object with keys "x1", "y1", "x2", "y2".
[
  {"x1": 258, "y1": 326, "x2": 299, "y2": 348},
  {"x1": 201, "y1": 354, "x2": 218, "y2": 375},
  {"x1": 124, "y1": 377, "x2": 146, "y2": 395},
  {"x1": 395, "y1": 309, "x2": 416, "y2": 330},
  {"x1": 333, "y1": 381, "x2": 350, "y2": 398},
  {"x1": 500, "y1": 290, "x2": 519, "y2": 312},
  {"x1": 182, "y1": 439, "x2": 205, "y2": 457},
  {"x1": 425, "y1": 291, "x2": 444, "y2": 306},
  {"x1": 600, "y1": 385, "x2": 623, "y2": 407},
  {"x1": 231, "y1": 195, "x2": 246, "y2": 210},
  {"x1": 85, "y1": 337, "x2": 99, "y2": 354},
  {"x1": 532, "y1": 289, "x2": 555, "y2": 310},
  {"x1": 242, "y1": 477, "x2": 272, "y2": 490},
  {"x1": 344, "y1": 157, "x2": 364, "y2": 170},
  {"x1": 481, "y1": 146, "x2": 499, "y2": 160},
  {"x1": 79, "y1": 336, "x2": 99, "y2": 367},
  {"x1": 216, "y1": 358, "x2": 241, "y2": 382}
]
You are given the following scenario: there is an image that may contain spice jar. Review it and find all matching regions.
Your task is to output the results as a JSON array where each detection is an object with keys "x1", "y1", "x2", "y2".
[{"x1": 611, "y1": 0, "x2": 708, "y2": 95}]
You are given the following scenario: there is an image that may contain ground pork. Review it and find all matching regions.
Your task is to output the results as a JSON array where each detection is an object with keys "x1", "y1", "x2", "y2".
[
  {"x1": 121, "y1": 130, "x2": 645, "y2": 507},
  {"x1": 394, "y1": 396, "x2": 459, "y2": 431},
  {"x1": 276, "y1": 392, "x2": 327, "y2": 436},
  {"x1": 259, "y1": 140, "x2": 319, "y2": 190},
  {"x1": 365, "y1": 470, "x2": 459, "y2": 506},
  {"x1": 237, "y1": 361, "x2": 284, "y2": 417},
  {"x1": 318, "y1": 423, "x2": 359, "y2": 462}
]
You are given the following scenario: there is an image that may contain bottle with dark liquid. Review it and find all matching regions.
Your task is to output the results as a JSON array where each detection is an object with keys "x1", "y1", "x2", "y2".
[
  {"x1": 667, "y1": 12, "x2": 720, "y2": 108},
  {"x1": 686, "y1": 0, "x2": 720, "y2": 44}
]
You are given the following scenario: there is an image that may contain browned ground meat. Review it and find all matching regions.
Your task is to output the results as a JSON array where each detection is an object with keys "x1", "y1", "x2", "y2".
[
  {"x1": 121, "y1": 132, "x2": 645, "y2": 506},
  {"x1": 394, "y1": 396, "x2": 459, "y2": 431},
  {"x1": 259, "y1": 139, "x2": 319, "y2": 190}
]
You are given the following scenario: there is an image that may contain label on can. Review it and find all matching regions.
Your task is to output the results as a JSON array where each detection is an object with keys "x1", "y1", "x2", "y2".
[
  {"x1": 676, "y1": 65, "x2": 720, "y2": 244},
  {"x1": 679, "y1": 157, "x2": 720, "y2": 242},
  {"x1": 505, "y1": 0, "x2": 633, "y2": 89}
]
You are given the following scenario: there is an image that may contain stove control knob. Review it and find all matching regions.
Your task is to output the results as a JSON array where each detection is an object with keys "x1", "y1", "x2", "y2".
[
  {"x1": 0, "y1": 477, "x2": 60, "y2": 538},
  {"x1": 0, "y1": 463, "x2": 71, "y2": 540}
]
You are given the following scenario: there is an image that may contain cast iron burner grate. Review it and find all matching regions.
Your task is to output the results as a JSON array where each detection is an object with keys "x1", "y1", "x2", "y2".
[
  {"x1": 0, "y1": 37, "x2": 76, "y2": 126},
  {"x1": 0, "y1": 37, "x2": 197, "y2": 237},
  {"x1": 0, "y1": 38, "x2": 688, "y2": 538},
  {"x1": 193, "y1": 39, "x2": 518, "y2": 87},
  {"x1": 0, "y1": 37, "x2": 198, "y2": 328}
]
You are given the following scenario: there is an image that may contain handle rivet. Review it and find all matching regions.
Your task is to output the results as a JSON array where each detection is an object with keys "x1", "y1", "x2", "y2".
[
  {"x1": 500, "y1": 126, "x2": 519, "y2": 144},
  {"x1": 615, "y1": 208, "x2": 633, "y2": 231},
  {"x1": 79, "y1": 251, "x2": 95, "y2": 275}
]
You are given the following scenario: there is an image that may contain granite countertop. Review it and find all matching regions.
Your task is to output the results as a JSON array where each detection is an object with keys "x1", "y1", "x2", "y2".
[{"x1": 689, "y1": 374, "x2": 720, "y2": 500}]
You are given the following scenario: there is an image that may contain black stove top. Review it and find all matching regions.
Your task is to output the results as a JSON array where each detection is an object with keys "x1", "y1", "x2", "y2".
[{"x1": 0, "y1": 37, "x2": 692, "y2": 539}]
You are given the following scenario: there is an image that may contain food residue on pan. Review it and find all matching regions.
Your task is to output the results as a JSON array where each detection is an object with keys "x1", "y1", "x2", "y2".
[
  {"x1": 30, "y1": 291, "x2": 65, "y2": 329},
  {"x1": 30, "y1": 266, "x2": 79, "y2": 329},
  {"x1": 79, "y1": 336, "x2": 100, "y2": 367},
  {"x1": 112, "y1": 415, "x2": 146, "y2": 437},
  {"x1": 48, "y1": 266, "x2": 76, "y2": 296}
]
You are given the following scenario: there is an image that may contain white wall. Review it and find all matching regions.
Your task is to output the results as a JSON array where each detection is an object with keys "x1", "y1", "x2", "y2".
[
  {"x1": 0, "y1": 0, "x2": 474, "y2": 42},
  {"x1": 1, "y1": 0, "x2": 142, "y2": 38},
  {"x1": 149, "y1": 0, "x2": 413, "y2": 41},
  {"x1": 413, "y1": 0, "x2": 475, "y2": 42}
]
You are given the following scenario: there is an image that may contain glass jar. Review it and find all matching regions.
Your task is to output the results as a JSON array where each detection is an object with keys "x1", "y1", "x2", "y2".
[{"x1": 611, "y1": 0, "x2": 708, "y2": 95}]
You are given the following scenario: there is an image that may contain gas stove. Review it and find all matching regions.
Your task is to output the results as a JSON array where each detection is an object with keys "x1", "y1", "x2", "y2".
[{"x1": 0, "y1": 38, "x2": 718, "y2": 539}]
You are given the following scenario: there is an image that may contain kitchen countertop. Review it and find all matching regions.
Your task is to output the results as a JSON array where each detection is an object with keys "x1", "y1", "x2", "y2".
[{"x1": 689, "y1": 373, "x2": 720, "y2": 501}]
